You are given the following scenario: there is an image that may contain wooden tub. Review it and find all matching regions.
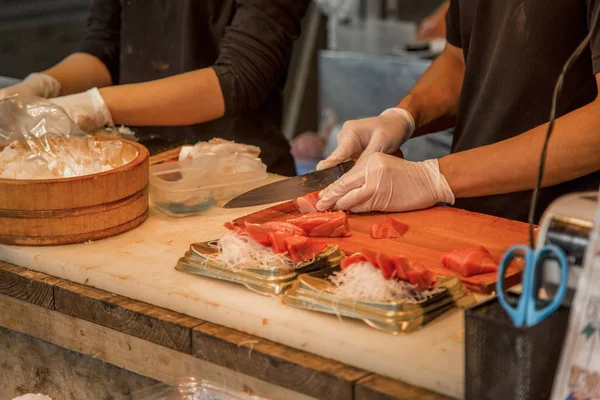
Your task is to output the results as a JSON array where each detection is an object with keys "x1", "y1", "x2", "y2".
[{"x1": 0, "y1": 137, "x2": 149, "y2": 245}]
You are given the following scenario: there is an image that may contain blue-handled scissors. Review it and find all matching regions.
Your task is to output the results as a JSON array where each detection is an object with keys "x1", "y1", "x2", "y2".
[{"x1": 496, "y1": 244, "x2": 569, "y2": 328}]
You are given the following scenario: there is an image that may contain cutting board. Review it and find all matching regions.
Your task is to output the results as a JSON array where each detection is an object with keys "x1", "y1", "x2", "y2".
[{"x1": 234, "y1": 202, "x2": 532, "y2": 293}]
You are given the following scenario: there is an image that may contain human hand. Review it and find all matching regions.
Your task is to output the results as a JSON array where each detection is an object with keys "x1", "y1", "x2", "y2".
[
  {"x1": 0, "y1": 73, "x2": 61, "y2": 100},
  {"x1": 316, "y1": 152, "x2": 454, "y2": 213},
  {"x1": 50, "y1": 88, "x2": 113, "y2": 132},
  {"x1": 316, "y1": 108, "x2": 415, "y2": 171}
]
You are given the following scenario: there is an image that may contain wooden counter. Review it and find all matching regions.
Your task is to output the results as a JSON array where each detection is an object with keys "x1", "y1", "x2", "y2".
[
  {"x1": 0, "y1": 171, "x2": 524, "y2": 399},
  {"x1": 0, "y1": 261, "x2": 451, "y2": 399}
]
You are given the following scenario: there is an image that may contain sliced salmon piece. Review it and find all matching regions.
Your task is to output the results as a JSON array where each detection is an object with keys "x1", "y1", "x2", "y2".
[
  {"x1": 341, "y1": 254, "x2": 367, "y2": 270},
  {"x1": 441, "y1": 245, "x2": 498, "y2": 277},
  {"x1": 260, "y1": 221, "x2": 306, "y2": 236},
  {"x1": 370, "y1": 217, "x2": 409, "y2": 239},
  {"x1": 391, "y1": 255, "x2": 411, "y2": 281},
  {"x1": 286, "y1": 211, "x2": 350, "y2": 237},
  {"x1": 293, "y1": 191, "x2": 321, "y2": 214},
  {"x1": 243, "y1": 224, "x2": 273, "y2": 246},
  {"x1": 408, "y1": 261, "x2": 437, "y2": 290},
  {"x1": 376, "y1": 252, "x2": 396, "y2": 280},
  {"x1": 269, "y1": 232, "x2": 288, "y2": 254},
  {"x1": 284, "y1": 236, "x2": 327, "y2": 263}
]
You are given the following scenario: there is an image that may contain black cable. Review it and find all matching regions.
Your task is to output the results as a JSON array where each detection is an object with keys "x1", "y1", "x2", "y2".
[{"x1": 528, "y1": 14, "x2": 599, "y2": 248}]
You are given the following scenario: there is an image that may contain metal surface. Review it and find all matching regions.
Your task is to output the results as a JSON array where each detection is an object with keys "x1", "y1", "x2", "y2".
[
  {"x1": 175, "y1": 241, "x2": 343, "y2": 297},
  {"x1": 538, "y1": 191, "x2": 597, "y2": 306},
  {"x1": 223, "y1": 160, "x2": 354, "y2": 209},
  {"x1": 283, "y1": 270, "x2": 476, "y2": 335}
]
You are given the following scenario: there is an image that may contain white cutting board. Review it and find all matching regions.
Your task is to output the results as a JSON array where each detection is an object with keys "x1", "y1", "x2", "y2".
[{"x1": 0, "y1": 176, "x2": 473, "y2": 399}]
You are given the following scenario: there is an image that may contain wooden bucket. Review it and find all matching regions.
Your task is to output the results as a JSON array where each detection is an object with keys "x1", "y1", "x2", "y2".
[{"x1": 0, "y1": 137, "x2": 149, "y2": 246}]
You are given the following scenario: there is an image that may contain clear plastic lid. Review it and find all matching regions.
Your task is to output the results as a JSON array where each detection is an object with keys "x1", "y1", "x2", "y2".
[{"x1": 129, "y1": 378, "x2": 268, "y2": 400}]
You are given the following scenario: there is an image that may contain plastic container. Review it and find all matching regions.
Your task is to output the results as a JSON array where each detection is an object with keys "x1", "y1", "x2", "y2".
[{"x1": 150, "y1": 153, "x2": 267, "y2": 217}]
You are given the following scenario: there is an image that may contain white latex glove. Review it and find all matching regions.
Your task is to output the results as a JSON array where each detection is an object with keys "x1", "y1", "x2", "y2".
[
  {"x1": 316, "y1": 108, "x2": 415, "y2": 170},
  {"x1": 50, "y1": 88, "x2": 113, "y2": 132},
  {"x1": 316, "y1": 152, "x2": 455, "y2": 213},
  {"x1": 0, "y1": 73, "x2": 61, "y2": 100}
]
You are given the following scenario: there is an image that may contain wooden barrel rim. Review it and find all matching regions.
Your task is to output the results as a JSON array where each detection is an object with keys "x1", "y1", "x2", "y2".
[{"x1": 0, "y1": 137, "x2": 149, "y2": 210}]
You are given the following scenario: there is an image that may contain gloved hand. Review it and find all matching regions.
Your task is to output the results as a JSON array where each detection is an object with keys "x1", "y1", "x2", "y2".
[
  {"x1": 316, "y1": 108, "x2": 415, "y2": 171},
  {"x1": 0, "y1": 73, "x2": 61, "y2": 100},
  {"x1": 316, "y1": 152, "x2": 455, "y2": 213},
  {"x1": 50, "y1": 88, "x2": 113, "y2": 132}
]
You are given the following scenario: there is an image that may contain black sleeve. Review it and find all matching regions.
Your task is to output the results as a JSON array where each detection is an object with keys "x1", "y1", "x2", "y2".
[
  {"x1": 212, "y1": 0, "x2": 310, "y2": 116},
  {"x1": 80, "y1": 0, "x2": 122, "y2": 84},
  {"x1": 587, "y1": 0, "x2": 600, "y2": 73},
  {"x1": 445, "y1": 0, "x2": 462, "y2": 48}
]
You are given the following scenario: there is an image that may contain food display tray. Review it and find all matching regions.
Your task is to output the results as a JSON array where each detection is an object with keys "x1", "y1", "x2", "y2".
[
  {"x1": 175, "y1": 241, "x2": 343, "y2": 296},
  {"x1": 283, "y1": 268, "x2": 476, "y2": 334}
]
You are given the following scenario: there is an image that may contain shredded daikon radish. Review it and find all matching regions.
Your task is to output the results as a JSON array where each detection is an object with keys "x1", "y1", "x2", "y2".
[
  {"x1": 212, "y1": 231, "x2": 297, "y2": 271},
  {"x1": 330, "y1": 262, "x2": 443, "y2": 303}
]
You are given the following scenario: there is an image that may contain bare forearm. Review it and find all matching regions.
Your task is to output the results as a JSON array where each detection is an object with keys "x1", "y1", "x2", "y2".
[
  {"x1": 44, "y1": 53, "x2": 113, "y2": 96},
  {"x1": 99, "y1": 68, "x2": 225, "y2": 126},
  {"x1": 439, "y1": 100, "x2": 600, "y2": 198},
  {"x1": 396, "y1": 43, "x2": 465, "y2": 136}
]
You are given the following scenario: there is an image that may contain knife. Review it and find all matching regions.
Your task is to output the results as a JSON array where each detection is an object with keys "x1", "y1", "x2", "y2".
[{"x1": 223, "y1": 160, "x2": 355, "y2": 209}]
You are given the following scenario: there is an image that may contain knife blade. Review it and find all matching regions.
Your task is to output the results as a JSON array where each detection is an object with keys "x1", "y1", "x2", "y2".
[{"x1": 223, "y1": 160, "x2": 355, "y2": 209}]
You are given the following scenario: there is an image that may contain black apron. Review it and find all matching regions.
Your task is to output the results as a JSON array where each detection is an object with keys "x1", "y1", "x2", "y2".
[{"x1": 115, "y1": 0, "x2": 297, "y2": 176}]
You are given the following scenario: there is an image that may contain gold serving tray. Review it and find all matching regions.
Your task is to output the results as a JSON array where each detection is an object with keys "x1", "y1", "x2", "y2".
[
  {"x1": 282, "y1": 268, "x2": 477, "y2": 334},
  {"x1": 175, "y1": 241, "x2": 344, "y2": 297}
]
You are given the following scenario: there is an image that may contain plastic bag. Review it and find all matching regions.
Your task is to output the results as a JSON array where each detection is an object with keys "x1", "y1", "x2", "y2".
[
  {"x1": 179, "y1": 138, "x2": 261, "y2": 161},
  {"x1": 0, "y1": 96, "x2": 128, "y2": 179},
  {"x1": 129, "y1": 377, "x2": 268, "y2": 400}
]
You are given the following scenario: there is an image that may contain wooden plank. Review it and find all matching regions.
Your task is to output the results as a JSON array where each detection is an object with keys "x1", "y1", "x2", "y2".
[
  {"x1": 192, "y1": 322, "x2": 369, "y2": 400},
  {"x1": 54, "y1": 279, "x2": 204, "y2": 353},
  {"x1": 0, "y1": 261, "x2": 61, "y2": 308},
  {"x1": 0, "y1": 293, "x2": 317, "y2": 400},
  {"x1": 0, "y1": 326, "x2": 159, "y2": 399},
  {"x1": 355, "y1": 374, "x2": 456, "y2": 400},
  {"x1": 234, "y1": 202, "x2": 530, "y2": 293}
]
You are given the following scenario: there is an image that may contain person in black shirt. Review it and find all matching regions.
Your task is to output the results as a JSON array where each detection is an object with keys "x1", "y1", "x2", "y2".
[
  {"x1": 0, "y1": 0, "x2": 309, "y2": 176},
  {"x1": 317, "y1": 0, "x2": 600, "y2": 222}
]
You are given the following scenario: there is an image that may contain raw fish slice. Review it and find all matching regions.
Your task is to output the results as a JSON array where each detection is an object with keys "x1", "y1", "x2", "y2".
[
  {"x1": 376, "y1": 252, "x2": 396, "y2": 280},
  {"x1": 284, "y1": 236, "x2": 327, "y2": 263},
  {"x1": 341, "y1": 254, "x2": 367, "y2": 270},
  {"x1": 391, "y1": 256, "x2": 411, "y2": 281},
  {"x1": 370, "y1": 217, "x2": 409, "y2": 239},
  {"x1": 330, "y1": 224, "x2": 351, "y2": 237},
  {"x1": 286, "y1": 211, "x2": 350, "y2": 237},
  {"x1": 407, "y1": 261, "x2": 437, "y2": 290},
  {"x1": 269, "y1": 232, "x2": 288, "y2": 254},
  {"x1": 293, "y1": 191, "x2": 320, "y2": 214},
  {"x1": 309, "y1": 219, "x2": 348, "y2": 237},
  {"x1": 259, "y1": 221, "x2": 306, "y2": 236},
  {"x1": 441, "y1": 245, "x2": 498, "y2": 277},
  {"x1": 243, "y1": 224, "x2": 273, "y2": 246},
  {"x1": 359, "y1": 249, "x2": 379, "y2": 269}
]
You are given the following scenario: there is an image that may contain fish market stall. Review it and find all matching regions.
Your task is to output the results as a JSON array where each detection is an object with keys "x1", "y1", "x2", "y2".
[
  {"x1": 0, "y1": 170, "x2": 532, "y2": 399},
  {"x1": 0, "y1": 98, "x2": 533, "y2": 400}
]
